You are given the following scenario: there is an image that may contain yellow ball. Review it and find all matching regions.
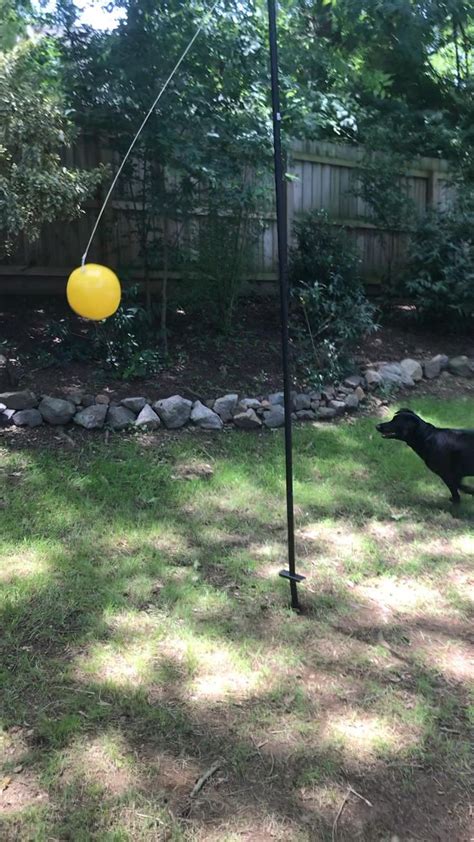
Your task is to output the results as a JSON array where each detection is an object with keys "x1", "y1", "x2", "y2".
[{"x1": 67, "y1": 263, "x2": 121, "y2": 321}]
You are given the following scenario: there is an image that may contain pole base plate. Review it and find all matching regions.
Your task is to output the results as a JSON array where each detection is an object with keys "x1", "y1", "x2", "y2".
[{"x1": 279, "y1": 569, "x2": 306, "y2": 583}]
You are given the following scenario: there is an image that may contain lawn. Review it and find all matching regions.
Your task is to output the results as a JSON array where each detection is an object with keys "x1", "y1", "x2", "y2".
[{"x1": 0, "y1": 397, "x2": 472, "y2": 841}]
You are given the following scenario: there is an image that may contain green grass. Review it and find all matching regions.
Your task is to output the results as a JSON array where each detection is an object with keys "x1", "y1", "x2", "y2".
[{"x1": 0, "y1": 397, "x2": 472, "y2": 840}]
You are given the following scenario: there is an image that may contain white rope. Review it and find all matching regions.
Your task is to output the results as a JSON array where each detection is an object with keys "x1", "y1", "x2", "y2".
[{"x1": 81, "y1": 0, "x2": 220, "y2": 267}]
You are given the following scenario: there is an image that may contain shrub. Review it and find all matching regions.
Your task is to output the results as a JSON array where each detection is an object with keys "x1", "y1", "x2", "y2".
[
  {"x1": 43, "y1": 286, "x2": 162, "y2": 379},
  {"x1": 0, "y1": 41, "x2": 104, "y2": 257},
  {"x1": 405, "y1": 194, "x2": 474, "y2": 323},
  {"x1": 182, "y1": 205, "x2": 262, "y2": 334},
  {"x1": 289, "y1": 210, "x2": 377, "y2": 382}
]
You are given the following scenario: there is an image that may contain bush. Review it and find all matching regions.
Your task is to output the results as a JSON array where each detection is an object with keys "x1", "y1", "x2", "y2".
[
  {"x1": 0, "y1": 41, "x2": 104, "y2": 257},
  {"x1": 405, "y1": 194, "x2": 474, "y2": 323},
  {"x1": 43, "y1": 286, "x2": 162, "y2": 379},
  {"x1": 182, "y1": 206, "x2": 262, "y2": 334},
  {"x1": 289, "y1": 210, "x2": 377, "y2": 382}
]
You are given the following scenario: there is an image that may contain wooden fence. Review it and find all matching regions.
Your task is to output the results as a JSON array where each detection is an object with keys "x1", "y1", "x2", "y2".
[{"x1": 0, "y1": 139, "x2": 454, "y2": 294}]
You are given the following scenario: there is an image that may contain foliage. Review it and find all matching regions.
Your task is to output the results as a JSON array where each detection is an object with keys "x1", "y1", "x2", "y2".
[
  {"x1": 405, "y1": 192, "x2": 474, "y2": 323},
  {"x1": 0, "y1": 39, "x2": 104, "y2": 257},
  {"x1": 349, "y1": 141, "x2": 417, "y2": 299},
  {"x1": 181, "y1": 187, "x2": 263, "y2": 333},
  {"x1": 43, "y1": 286, "x2": 162, "y2": 379},
  {"x1": 289, "y1": 211, "x2": 376, "y2": 382},
  {"x1": 2, "y1": 0, "x2": 473, "y2": 324},
  {"x1": 356, "y1": 148, "x2": 416, "y2": 233},
  {"x1": 281, "y1": 0, "x2": 473, "y2": 165},
  {"x1": 54, "y1": 0, "x2": 272, "y2": 324},
  {"x1": 0, "y1": 0, "x2": 31, "y2": 50}
]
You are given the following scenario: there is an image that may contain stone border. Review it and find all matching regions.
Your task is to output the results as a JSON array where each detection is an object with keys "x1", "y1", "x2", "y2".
[{"x1": 0, "y1": 354, "x2": 472, "y2": 433}]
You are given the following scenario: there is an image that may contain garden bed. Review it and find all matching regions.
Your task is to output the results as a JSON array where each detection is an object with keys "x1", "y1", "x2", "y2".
[{"x1": 1, "y1": 296, "x2": 474, "y2": 405}]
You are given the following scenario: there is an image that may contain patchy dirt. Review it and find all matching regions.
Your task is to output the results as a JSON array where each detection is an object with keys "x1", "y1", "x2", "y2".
[
  {"x1": 357, "y1": 317, "x2": 474, "y2": 401},
  {"x1": 1, "y1": 295, "x2": 474, "y2": 404},
  {"x1": 0, "y1": 295, "x2": 283, "y2": 401}
]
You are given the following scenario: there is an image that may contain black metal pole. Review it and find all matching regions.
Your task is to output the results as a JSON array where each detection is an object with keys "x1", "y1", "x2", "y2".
[{"x1": 267, "y1": 0, "x2": 303, "y2": 610}]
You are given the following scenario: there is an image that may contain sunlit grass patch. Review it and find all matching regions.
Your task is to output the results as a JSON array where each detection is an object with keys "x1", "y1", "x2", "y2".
[
  {"x1": 320, "y1": 707, "x2": 423, "y2": 763},
  {"x1": 53, "y1": 730, "x2": 135, "y2": 796},
  {"x1": 0, "y1": 545, "x2": 50, "y2": 585},
  {"x1": 357, "y1": 576, "x2": 456, "y2": 617},
  {"x1": 74, "y1": 637, "x2": 158, "y2": 689}
]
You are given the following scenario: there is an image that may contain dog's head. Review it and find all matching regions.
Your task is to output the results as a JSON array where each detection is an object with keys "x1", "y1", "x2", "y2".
[{"x1": 376, "y1": 408, "x2": 422, "y2": 441}]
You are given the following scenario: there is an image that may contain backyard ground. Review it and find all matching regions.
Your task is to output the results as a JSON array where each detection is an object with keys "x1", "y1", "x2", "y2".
[
  {"x1": 2, "y1": 296, "x2": 474, "y2": 403},
  {"x1": 0, "y1": 396, "x2": 472, "y2": 841}
]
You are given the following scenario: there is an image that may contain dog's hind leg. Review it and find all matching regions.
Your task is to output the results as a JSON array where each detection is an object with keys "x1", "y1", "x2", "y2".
[{"x1": 460, "y1": 483, "x2": 474, "y2": 495}]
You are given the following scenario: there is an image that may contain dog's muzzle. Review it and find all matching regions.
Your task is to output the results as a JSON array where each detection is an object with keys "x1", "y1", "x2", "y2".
[{"x1": 376, "y1": 424, "x2": 396, "y2": 438}]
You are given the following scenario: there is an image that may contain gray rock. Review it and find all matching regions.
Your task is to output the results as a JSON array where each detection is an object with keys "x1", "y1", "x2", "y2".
[
  {"x1": 423, "y1": 357, "x2": 441, "y2": 379},
  {"x1": 0, "y1": 390, "x2": 37, "y2": 410},
  {"x1": 135, "y1": 404, "x2": 161, "y2": 430},
  {"x1": 294, "y1": 393, "x2": 311, "y2": 412},
  {"x1": 108, "y1": 405, "x2": 136, "y2": 430},
  {"x1": 240, "y1": 397, "x2": 262, "y2": 410},
  {"x1": 344, "y1": 394, "x2": 360, "y2": 410},
  {"x1": 12, "y1": 409, "x2": 43, "y2": 428},
  {"x1": 63, "y1": 388, "x2": 83, "y2": 406},
  {"x1": 337, "y1": 386, "x2": 353, "y2": 396},
  {"x1": 344, "y1": 374, "x2": 363, "y2": 388},
  {"x1": 400, "y1": 358, "x2": 423, "y2": 382},
  {"x1": 310, "y1": 399, "x2": 321, "y2": 410},
  {"x1": 268, "y1": 392, "x2": 284, "y2": 407},
  {"x1": 354, "y1": 386, "x2": 366, "y2": 402},
  {"x1": 153, "y1": 395, "x2": 192, "y2": 429},
  {"x1": 309, "y1": 390, "x2": 322, "y2": 402},
  {"x1": 329, "y1": 400, "x2": 346, "y2": 414},
  {"x1": 213, "y1": 393, "x2": 239, "y2": 422},
  {"x1": 120, "y1": 397, "x2": 147, "y2": 414},
  {"x1": 0, "y1": 403, "x2": 5, "y2": 412},
  {"x1": 317, "y1": 407, "x2": 337, "y2": 420},
  {"x1": 433, "y1": 353, "x2": 449, "y2": 371},
  {"x1": 74, "y1": 404, "x2": 108, "y2": 430},
  {"x1": 365, "y1": 369, "x2": 383, "y2": 390},
  {"x1": 82, "y1": 394, "x2": 95, "y2": 407},
  {"x1": 263, "y1": 404, "x2": 285, "y2": 428},
  {"x1": 191, "y1": 401, "x2": 223, "y2": 430},
  {"x1": 296, "y1": 409, "x2": 316, "y2": 421},
  {"x1": 0, "y1": 409, "x2": 15, "y2": 427},
  {"x1": 96, "y1": 394, "x2": 110, "y2": 405},
  {"x1": 39, "y1": 396, "x2": 76, "y2": 425},
  {"x1": 379, "y1": 362, "x2": 403, "y2": 385},
  {"x1": 233, "y1": 409, "x2": 262, "y2": 429},
  {"x1": 448, "y1": 355, "x2": 471, "y2": 377},
  {"x1": 321, "y1": 385, "x2": 336, "y2": 401}
]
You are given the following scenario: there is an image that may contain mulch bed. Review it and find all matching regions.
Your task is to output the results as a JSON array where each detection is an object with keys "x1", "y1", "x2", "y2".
[{"x1": 1, "y1": 295, "x2": 473, "y2": 403}]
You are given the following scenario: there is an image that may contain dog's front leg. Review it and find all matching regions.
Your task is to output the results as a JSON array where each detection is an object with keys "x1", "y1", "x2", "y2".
[{"x1": 440, "y1": 475, "x2": 461, "y2": 504}]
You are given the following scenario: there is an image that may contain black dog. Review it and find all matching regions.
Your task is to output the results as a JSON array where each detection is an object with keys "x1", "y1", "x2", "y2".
[{"x1": 376, "y1": 408, "x2": 474, "y2": 504}]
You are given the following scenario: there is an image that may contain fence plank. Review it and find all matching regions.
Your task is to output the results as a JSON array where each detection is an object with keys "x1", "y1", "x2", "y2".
[{"x1": 2, "y1": 139, "x2": 453, "y2": 294}]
